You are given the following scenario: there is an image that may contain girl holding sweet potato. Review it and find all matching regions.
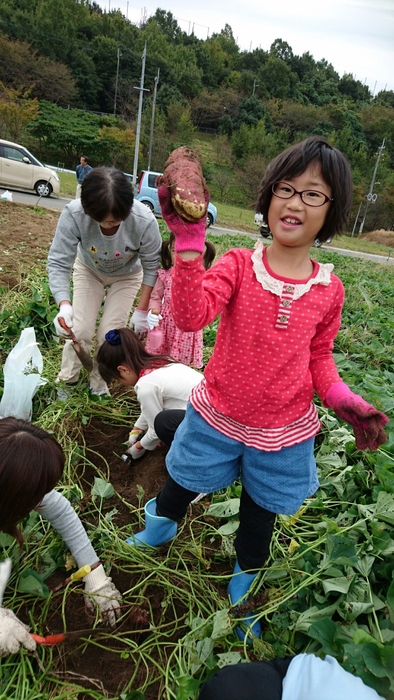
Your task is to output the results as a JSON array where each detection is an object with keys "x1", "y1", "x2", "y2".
[{"x1": 126, "y1": 137, "x2": 388, "y2": 640}]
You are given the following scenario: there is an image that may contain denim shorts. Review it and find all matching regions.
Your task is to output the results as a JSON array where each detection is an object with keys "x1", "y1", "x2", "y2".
[{"x1": 166, "y1": 404, "x2": 318, "y2": 515}]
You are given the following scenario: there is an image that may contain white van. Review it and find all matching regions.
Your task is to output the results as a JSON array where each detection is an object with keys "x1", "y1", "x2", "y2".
[{"x1": 0, "y1": 139, "x2": 60, "y2": 197}]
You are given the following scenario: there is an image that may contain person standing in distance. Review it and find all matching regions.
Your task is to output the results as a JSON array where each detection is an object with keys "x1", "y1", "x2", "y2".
[{"x1": 75, "y1": 156, "x2": 92, "y2": 198}]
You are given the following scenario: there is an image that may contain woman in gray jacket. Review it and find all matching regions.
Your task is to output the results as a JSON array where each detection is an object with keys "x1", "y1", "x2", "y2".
[{"x1": 47, "y1": 167, "x2": 162, "y2": 397}]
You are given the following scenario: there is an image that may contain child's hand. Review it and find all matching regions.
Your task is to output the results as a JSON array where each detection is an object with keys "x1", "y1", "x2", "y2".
[
  {"x1": 128, "y1": 428, "x2": 143, "y2": 447},
  {"x1": 129, "y1": 309, "x2": 149, "y2": 336},
  {"x1": 147, "y1": 310, "x2": 162, "y2": 330},
  {"x1": 325, "y1": 382, "x2": 389, "y2": 450},
  {"x1": 158, "y1": 185, "x2": 208, "y2": 254},
  {"x1": 126, "y1": 442, "x2": 146, "y2": 460}
]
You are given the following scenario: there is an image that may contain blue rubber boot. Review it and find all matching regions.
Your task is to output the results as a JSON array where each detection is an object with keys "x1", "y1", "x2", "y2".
[
  {"x1": 228, "y1": 560, "x2": 261, "y2": 641},
  {"x1": 125, "y1": 498, "x2": 177, "y2": 547}
]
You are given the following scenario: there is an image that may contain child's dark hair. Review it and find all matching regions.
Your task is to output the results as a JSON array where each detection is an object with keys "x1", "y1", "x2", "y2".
[
  {"x1": 97, "y1": 327, "x2": 176, "y2": 384},
  {"x1": 256, "y1": 136, "x2": 353, "y2": 244},
  {"x1": 81, "y1": 167, "x2": 134, "y2": 222},
  {"x1": 161, "y1": 231, "x2": 216, "y2": 270},
  {"x1": 0, "y1": 418, "x2": 64, "y2": 546}
]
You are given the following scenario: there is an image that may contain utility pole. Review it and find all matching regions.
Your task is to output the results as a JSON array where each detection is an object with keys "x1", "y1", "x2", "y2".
[
  {"x1": 359, "y1": 138, "x2": 385, "y2": 234},
  {"x1": 113, "y1": 47, "x2": 121, "y2": 116},
  {"x1": 252, "y1": 79, "x2": 259, "y2": 96},
  {"x1": 147, "y1": 68, "x2": 160, "y2": 172},
  {"x1": 132, "y1": 43, "x2": 149, "y2": 187},
  {"x1": 351, "y1": 201, "x2": 362, "y2": 236}
]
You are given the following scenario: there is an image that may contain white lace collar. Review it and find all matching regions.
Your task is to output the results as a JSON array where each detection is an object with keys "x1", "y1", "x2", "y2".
[{"x1": 251, "y1": 240, "x2": 334, "y2": 300}]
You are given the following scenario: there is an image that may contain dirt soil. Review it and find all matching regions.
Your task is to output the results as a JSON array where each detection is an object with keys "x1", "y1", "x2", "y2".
[{"x1": 0, "y1": 200, "x2": 60, "y2": 288}]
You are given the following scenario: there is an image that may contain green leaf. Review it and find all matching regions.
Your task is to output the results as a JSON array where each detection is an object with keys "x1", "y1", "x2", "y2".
[
  {"x1": 91, "y1": 477, "x2": 115, "y2": 499},
  {"x1": 338, "y1": 600, "x2": 374, "y2": 622},
  {"x1": 216, "y1": 651, "x2": 243, "y2": 668},
  {"x1": 292, "y1": 603, "x2": 339, "y2": 632},
  {"x1": 17, "y1": 569, "x2": 49, "y2": 599},
  {"x1": 375, "y1": 491, "x2": 394, "y2": 525},
  {"x1": 326, "y1": 534, "x2": 358, "y2": 566},
  {"x1": 211, "y1": 609, "x2": 233, "y2": 639},
  {"x1": 356, "y1": 555, "x2": 375, "y2": 577},
  {"x1": 175, "y1": 676, "x2": 201, "y2": 700},
  {"x1": 362, "y1": 642, "x2": 394, "y2": 680},
  {"x1": 0, "y1": 533, "x2": 14, "y2": 547},
  {"x1": 206, "y1": 499, "x2": 240, "y2": 518},
  {"x1": 307, "y1": 617, "x2": 339, "y2": 655},
  {"x1": 353, "y1": 629, "x2": 383, "y2": 648},
  {"x1": 322, "y1": 575, "x2": 355, "y2": 595},
  {"x1": 386, "y1": 578, "x2": 394, "y2": 610},
  {"x1": 217, "y1": 520, "x2": 239, "y2": 536}
]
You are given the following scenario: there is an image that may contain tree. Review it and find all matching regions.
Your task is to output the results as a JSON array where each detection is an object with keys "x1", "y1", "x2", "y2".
[
  {"x1": 374, "y1": 90, "x2": 394, "y2": 109},
  {"x1": 235, "y1": 96, "x2": 266, "y2": 128},
  {"x1": 27, "y1": 101, "x2": 120, "y2": 166},
  {"x1": 169, "y1": 45, "x2": 203, "y2": 98},
  {"x1": 148, "y1": 10, "x2": 183, "y2": 44},
  {"x1": 270, "y1": 39, "x2": 293, "y2": 64},
  {"x1": 0, "y1": 32, "x2": 77, "y2": 106},
  {"x1": 338, "y1": 74, "x2": 371, "y2": 103},
  {"x1": 95, "y1": 126, "x2": 135, "y2": 171},
  {"x1": 34, "y1": 57, "x2": 78, "y2": 105},
  {"x1": 166, "y1": 100, "x2": 195, "y2": 144},
  {"x1": 0, "y1": 83, "x2": 40, "y2": 142},
  {"x1": 258, "y1": 57, "x2": 296, "y2": 100}
]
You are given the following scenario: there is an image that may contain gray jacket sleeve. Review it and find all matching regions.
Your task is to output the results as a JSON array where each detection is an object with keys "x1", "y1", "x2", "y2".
[
  {"x1": 132, "y1": 210, "x2": 162, "y2": 288},
  {"x1": 36, "y1": 490, "x2": 98, "y2": 568},
  {"x1": 47, "y1": 206, "x2": 81, "y2": 305}
]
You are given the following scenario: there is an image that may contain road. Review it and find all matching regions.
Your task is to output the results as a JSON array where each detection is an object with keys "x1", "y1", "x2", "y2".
[
  {"x1": 2, "y1": 187, "x2": 393, "y2": 266},
  {"x1": 0, "y1": 186, "x2": 70, "y2": 211}
]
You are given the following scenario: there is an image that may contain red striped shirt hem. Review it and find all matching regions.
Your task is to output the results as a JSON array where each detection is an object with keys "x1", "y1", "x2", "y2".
[{"x1": 189, "y1": 383, "x2": 320, "y2": 452}]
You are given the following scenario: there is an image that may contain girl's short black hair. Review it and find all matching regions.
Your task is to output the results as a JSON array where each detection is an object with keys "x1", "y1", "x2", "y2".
[
  {"x1": 81, "y1": 167, "x2": 134, "y2": 222},
  {"x1": 255, "y1": 137, "x2": 353, "y2": 244}
]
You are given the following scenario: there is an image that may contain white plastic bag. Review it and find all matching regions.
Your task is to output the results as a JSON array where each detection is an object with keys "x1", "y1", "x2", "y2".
[
  {"x1": 0, "y1": 190, "x2": 13, "y2": 201},
  {"x1": 0, "y1": 328, "x2": 47, "y2": 421}
]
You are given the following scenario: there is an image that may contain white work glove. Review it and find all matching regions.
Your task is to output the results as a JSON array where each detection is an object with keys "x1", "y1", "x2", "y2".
[
  {"x1": 128, "y1": 427, "x2": 143, "y2": 447},
  {"x1": 53, "y1": 302, "x2": 74, "y2": 337},
  {"x1": 147, "y1": 310, "x2": 162, "y2": 330},
  {"x1": 0, "y1": 608, "x2": 37, "y2": 657},
  {"x1": 83, "y1": 564, "x2": 122, "y2": 628},
  {"x1": 129, "y1": 309, "x2": 149, "y2": 336},
  {"x1": 126, "y1": 443, "x2": 146, "y2": 460}
]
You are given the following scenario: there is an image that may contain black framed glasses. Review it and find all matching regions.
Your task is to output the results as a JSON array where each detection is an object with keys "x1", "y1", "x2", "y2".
[{"x1": 272, "y1": 182, "x2": 334, "y2": 207}]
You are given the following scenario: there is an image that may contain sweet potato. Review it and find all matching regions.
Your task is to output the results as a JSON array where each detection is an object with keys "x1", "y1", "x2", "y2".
[{"x1": 158, "y1": 146, "x2": 208, "y2": 222}]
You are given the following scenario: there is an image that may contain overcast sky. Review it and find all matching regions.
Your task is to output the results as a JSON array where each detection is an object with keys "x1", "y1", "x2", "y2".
[{"x1": 98, "y1": 0, "x2": 394, "y2": 94}]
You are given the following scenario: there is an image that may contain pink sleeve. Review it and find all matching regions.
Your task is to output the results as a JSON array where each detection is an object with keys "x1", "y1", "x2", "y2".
[
  {"x1": 148, "y1": 276, "x2": 165, "y2": 311},
  {"x1": 310, "y1": 277, "x2": 345, "y2": 402},
  {"x1": 170, "y1": 250, "x2": 241, "y2": 331}
]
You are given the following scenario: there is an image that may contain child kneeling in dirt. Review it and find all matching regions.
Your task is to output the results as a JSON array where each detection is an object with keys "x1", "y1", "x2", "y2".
[
  {"x1": 0, "y1": 418, "x2": 122, "y2": 658},
  {"x1": 97, "y1": 327, "x2": 203, "y2": 460}
]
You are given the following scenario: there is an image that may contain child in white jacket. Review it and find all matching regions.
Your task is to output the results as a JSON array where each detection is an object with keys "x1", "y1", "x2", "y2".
[{"x1": 97, "y1": 327, "x2": 203, "y2": 460}]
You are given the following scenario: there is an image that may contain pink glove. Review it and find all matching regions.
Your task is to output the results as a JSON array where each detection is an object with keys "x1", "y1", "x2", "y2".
[
  {"x1": 158, "y1": 185, "x2": 208, "y2": 253},
  {"x1": 325, "y1": 382, "x2": 389, "y2": 451}
]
